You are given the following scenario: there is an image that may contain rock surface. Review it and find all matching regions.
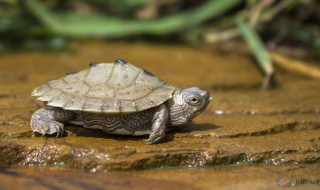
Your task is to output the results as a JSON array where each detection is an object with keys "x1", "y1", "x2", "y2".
[
  {"x1": 0, "y1": 41, "x2": 319, "y2": 188},
  {"x1": 1, "y1": 165, "x2": 320, "y2": 190}
]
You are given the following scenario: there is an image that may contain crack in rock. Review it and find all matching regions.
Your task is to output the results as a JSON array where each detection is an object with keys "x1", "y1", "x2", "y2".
[{"x1": 212, "y1": 121, "x2": 320, "y2": 138}]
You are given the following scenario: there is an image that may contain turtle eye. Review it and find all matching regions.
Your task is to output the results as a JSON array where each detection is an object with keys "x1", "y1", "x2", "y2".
[
  {"x1": 186, "y1": 94, "x2": 202, "y2": 106},
  {"x1": 191, "y1": 97, "x2": 199, "y2": 104}
]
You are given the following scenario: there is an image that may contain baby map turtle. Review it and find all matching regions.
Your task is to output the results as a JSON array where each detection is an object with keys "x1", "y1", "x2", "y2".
[{"x1": 31, "y1": 59, "x2": 211, "y2": 144}]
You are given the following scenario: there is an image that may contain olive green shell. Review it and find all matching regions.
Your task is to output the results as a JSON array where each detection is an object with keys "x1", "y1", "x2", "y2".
[{"x1": 32, "y1": 62, "x2": 176, "y2": 113}]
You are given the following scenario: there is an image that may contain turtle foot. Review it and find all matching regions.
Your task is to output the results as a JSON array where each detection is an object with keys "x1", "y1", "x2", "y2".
[{"x1": 30, "y1": 108, "x2": 67, "y2": 137}]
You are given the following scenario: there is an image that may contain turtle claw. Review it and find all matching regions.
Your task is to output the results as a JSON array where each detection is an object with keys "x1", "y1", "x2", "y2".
[
  {"x1": 53, "y1": 122, "x2": 64, "y2": 137},
  {"x1": 56, "y1": 130, "x2": 63, "y2": 137},
  {"x1": 146, "y1": 133, "x2": 165, "y2": 144},
  {"x1": 145, "y1": 138, "x2": 155, "y2": 145},
  {"x1": 33, "y1": 120, "x2": 64, "y2": 137}
]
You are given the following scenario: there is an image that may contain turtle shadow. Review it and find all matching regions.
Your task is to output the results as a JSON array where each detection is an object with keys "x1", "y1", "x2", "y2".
[
  {"x1": 64, "y1": 126, "x2": 174, "y2": 144},
  {"x1": 173, "y1": 122, "x2": 220, "y2": 133},
  {"x1": 62, "y1": 122, "x2": 218, "y2": 144}
]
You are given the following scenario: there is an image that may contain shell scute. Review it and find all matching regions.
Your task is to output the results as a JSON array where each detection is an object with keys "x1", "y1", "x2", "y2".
[
  {"x1": 116, "y1": 83, "x2": 151, "y2": 100},
  {"x1": 32, "y1": 62, "x2": 176, "y2": 113},
  {"x1": 106, "y1": 63, "x2": 141, "y2": 89},
  {"x1": 84, "y1": 63, "x2": 113, "y2": 85},
  {"x1": 64, "y1": 70, "x2": 88, "y2": 84},
  {"x1": 47, "y1": 93, "x2": 72, "y2": 107},
  {"x1": 86, "y1": 85, "x2": 115, "y2": 99},
  {"x1": 61, "y1": 82, "x2": 90, "y2": 96},
  {"x1": 146, "y1": 87, "x2": 173, "y2": 105},
  {"x1": 119, "y1": 99, "x2": 137, "y2": 112},
  {"x1": 48, "y1": 79, "x2": 66, "y2": 89},
  {"x1": 135, "y1": 71, "x2": 165, "y2": 89},
  {"x1": 83, "y1": 98, "x2": 104, "y2": 112},
  {"x1": 38, "y1": 89, "x2": 62, "y2": 102},
  {"x1": 64, "y1": 97, "x2": 86, "y2": 110},
  {"x1": 102, "y1": 99, "x2": 121, "y2": 113}
]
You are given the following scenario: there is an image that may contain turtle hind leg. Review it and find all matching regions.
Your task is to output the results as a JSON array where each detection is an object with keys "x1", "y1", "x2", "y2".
[
  {"x1": 146, "y1": 104, "x2": 169, "y2": 144},
  {"x1": 30, "y1": 107, "x2": 75, "y2": 137}
]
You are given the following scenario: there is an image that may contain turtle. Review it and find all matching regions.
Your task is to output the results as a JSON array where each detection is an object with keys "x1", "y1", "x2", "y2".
[{"x1": 30, "y1": 59, "x2": 211, "y2": 144}]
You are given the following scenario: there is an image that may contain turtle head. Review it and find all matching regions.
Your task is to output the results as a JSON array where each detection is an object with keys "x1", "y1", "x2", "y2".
[{"x1": 167, "y1": 87, "x2": 212, "y2": 126}]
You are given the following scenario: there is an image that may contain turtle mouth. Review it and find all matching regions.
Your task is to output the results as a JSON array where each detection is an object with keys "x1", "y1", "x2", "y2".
[{"x1": 194, "y1": 105, "x2": 208, "y2": 116}]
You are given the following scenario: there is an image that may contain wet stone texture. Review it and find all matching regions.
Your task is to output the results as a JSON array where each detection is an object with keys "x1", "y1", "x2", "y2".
[
  {"x1": 0, "y1": 41, "x2": 320, "y2": 189},
  {"x1": 1, "y1": 165, "x2": 320, "y2": 190}
]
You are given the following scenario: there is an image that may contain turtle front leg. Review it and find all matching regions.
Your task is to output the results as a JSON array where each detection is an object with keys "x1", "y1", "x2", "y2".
[
  {"x1": 147, "y1": 104, "x2": 169, "y2": 144},
  {"x1": 30, "y1": 107, "x2": 75, "y2": 137}
]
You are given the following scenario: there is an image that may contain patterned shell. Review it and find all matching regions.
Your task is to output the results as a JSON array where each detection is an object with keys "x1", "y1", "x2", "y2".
[{"x1": 32, "y1": 61, "x2": 176, "y2": 113}]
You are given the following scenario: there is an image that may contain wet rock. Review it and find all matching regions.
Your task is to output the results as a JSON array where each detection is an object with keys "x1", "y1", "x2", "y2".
[
  {"x1": 0, "y1": 41, "x2": 319, "y2": 174},
  {"x1": 0, "y1": 166, "x2": 197, "y2": 190},
  {"x1": 0, "y1": 165, "x2": 319, "y2": 190},
  {"x1": 187, "y1": 114, "x2": 320, "y2": 138}
]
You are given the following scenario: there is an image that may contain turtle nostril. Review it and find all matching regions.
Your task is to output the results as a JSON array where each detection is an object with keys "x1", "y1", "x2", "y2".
[{"x1": 202, "y1": 91, "x2": 210, "y2": 99}]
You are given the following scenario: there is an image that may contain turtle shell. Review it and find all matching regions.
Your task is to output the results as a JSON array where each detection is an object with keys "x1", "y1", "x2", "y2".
[{"x1": 32, "y1": 61, "x2": 176, "y2": 113}]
